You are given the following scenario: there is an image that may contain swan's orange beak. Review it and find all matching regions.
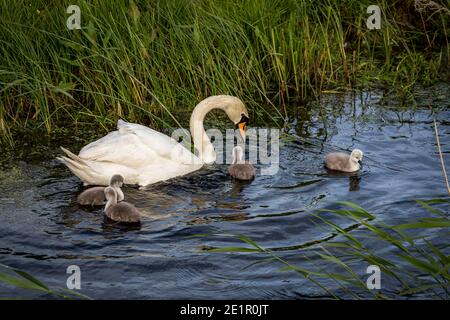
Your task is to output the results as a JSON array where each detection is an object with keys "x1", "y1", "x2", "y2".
[
  {"x1": 236, "y1": 114, "x2": 249, "y2": 141},
  {"x1": 238, "y1": 122, "x2": 246, "y2": 141}
]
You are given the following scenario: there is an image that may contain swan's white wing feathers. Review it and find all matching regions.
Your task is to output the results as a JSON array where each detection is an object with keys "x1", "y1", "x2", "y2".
[
  {"x1": 79, "y1": 131, "x2": 158, "y2": 167},
  {"x1": 79, "y1": 120, "x2": 201, "y2": 167},
  {"x1": 62, "y1": 119, "x2": 204, "y2": 186},
  {"x1": 116, "y1": 120, "x2": 202, "y2": 165}
]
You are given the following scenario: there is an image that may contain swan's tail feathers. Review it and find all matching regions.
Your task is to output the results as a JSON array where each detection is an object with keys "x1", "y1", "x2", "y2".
[
  {"x1": 57, "y1": 153, "x2": 93, "y2": 185},
  {"x1": 60, "y1": 147, "x2": 88, "y2": 166},
  {"x1": 57, "y1": 155, "x2": 85, "y2": 171},
  {"x1": 57, "y1": 155, "x2": 87, "y2": 175}
]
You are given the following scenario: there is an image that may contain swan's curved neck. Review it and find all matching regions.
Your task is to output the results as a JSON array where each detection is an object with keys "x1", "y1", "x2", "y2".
[{"x1": 189, "y1": 96, "x2": 231, "y2": 164}]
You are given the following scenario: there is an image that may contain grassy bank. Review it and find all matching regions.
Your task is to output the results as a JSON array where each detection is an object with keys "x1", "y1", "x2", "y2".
[{"x1": 0, "y1": 0, "x2": 449, "y2": 145}]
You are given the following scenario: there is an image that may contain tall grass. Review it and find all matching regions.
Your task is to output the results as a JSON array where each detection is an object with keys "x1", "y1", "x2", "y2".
[
  {"x1": 0, "y1": 0, "x2": 448, "y2": 144},
  {"x1": 203, "y1": 199, "x2": 450, "y2": 299}
]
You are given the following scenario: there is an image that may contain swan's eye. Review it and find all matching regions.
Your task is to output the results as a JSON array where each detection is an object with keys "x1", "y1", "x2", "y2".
[{"x1": 236, "y1": 114, "x2": 249, "y2": 128}]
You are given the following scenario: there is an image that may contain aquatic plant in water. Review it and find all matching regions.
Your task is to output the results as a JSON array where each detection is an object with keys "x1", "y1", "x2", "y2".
[{"x1": 202, "y1": 199, "x2": 450, "y2": 299}]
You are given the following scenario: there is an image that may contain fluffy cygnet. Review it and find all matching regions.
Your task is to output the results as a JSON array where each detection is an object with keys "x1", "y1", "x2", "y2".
[
  {"x1": 103, "y1": 187, "x2": 141, "y2": 223},
  {"x1": 325, "y1": 149, "x2": 363, "y2": 172},
  {"x1": 77, "y1": 174, "x2": 124, "y2": 206},
  {"x1": 228, "y1": 146, "x2": 256, "y2": 181}
]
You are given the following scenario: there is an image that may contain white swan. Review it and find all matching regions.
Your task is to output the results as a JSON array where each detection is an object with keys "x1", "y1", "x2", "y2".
[{"x1": 58, "y1": 95, "x2": 249, "y2": 187}]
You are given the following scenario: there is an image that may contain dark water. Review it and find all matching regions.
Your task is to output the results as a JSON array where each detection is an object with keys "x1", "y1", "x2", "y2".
[{"x1": 0, "y1": 88, "x2": 449, "y2": 299}]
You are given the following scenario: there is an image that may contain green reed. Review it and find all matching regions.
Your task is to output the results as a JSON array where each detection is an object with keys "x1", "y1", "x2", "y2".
[
  {"x1": 0, "y1": 263, "x2": 91, "y2": 299},
  {"x1": 0, "y1": 0, "x2": 448, "y2": 144},
  {"x1": 202, "y1": 199, "x2": 450, "y2": 299}
]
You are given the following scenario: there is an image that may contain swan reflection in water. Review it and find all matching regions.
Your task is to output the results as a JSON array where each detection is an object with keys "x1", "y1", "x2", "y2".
[{"x1": 325, "y1": 169, "x2": 362, "y2": 192}]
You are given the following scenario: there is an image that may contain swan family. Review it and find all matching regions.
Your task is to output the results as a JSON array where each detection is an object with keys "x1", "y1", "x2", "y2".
[
  {"x1": 58, "y1": 95, "x2": 249, "y2": 187},
  {"x1": 61, "y1": 95, "x2": 364, "y2": 223}
]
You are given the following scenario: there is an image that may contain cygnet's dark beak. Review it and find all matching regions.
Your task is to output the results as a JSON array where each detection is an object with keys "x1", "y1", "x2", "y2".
[{"x1": 358, "y1": 160, "x2": 362, "y2": 165}]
